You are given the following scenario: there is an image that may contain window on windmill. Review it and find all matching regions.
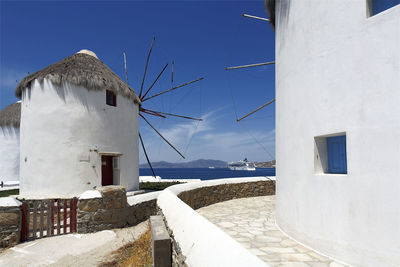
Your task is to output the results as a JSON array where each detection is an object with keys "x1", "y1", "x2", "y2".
[
  {"x1": 367, "y1": 0, "x2": 400, "y2": 16},
  {"x1": 106, "y1": 90, "x2": 117, "y2": 106},
  {"x1": 314, "y1": 133, "x2": 347, "y2": 175}
]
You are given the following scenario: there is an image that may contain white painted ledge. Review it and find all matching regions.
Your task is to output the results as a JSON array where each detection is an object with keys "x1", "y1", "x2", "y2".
[
  {"x1": 79, "y1": 190, "x2": 102, "y2": 200},
  {"x1": 0, "y1": 197, "x2": 22, "y2": 207},
  {"x1": 127, "y1": 191, "x2": 160, "y2": 206},
  {"x1": 3, "y1": 181, "x2": 19, "y2": 186},
  {"x1": 139, "y1": 176, "x2": 201, "y2": 183},
  {"x1": 0, "y1": 186, "x2": 19, "y2": 192},
  {"x1": 139, "y1": 176, "x2": 163, "y2": 182},
  {"x1": 157, "y1": 177, "x2": 270, "y2": 267}
]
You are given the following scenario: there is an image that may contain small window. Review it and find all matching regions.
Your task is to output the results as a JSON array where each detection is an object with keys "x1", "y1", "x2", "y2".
[
  {"x1": 106, "y1": 90, "x2": 117, "y2": 106},
  {"x1": 314, "y1": 133, "x2": 347, "y2": 174},
  {"x1": 326, "y1": 136, "x2": 347, "y2": 174},
  {"x1": 368, "y1": 0, "x2": 400, "y2": 16}
]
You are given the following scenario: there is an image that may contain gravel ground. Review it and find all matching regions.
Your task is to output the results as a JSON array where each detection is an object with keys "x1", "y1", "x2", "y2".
[{"x1": 0, "y1": 221, "x2": 148, "y2": 267}]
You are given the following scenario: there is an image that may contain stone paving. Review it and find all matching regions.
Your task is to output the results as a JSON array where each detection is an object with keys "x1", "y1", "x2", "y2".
[{"x1": 197, "y1": 196, "x2": 348, "y2": 267}]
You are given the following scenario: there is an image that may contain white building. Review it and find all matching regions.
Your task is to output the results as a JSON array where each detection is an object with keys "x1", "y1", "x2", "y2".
[
  {"x1": 16, "y1": 50, "x2": 141, "y2": 198},
  {"x1": 0, "y1": 102, "x2": 20, "y2": 186},
  {"x1": 270, "y1": 0, "x2": 400, "y2": 266}
]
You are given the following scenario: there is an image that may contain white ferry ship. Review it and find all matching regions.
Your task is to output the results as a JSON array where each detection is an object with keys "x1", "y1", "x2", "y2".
[{"x1": 228, "y1": 158, "x2": 256, "y2": 171}]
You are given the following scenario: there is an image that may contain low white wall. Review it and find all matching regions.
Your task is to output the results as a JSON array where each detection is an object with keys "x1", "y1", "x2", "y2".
[
  {"x1": 139, "y1": 176, "x2": 201, "y2": 183},
  {"x1": 19, "y1": 79, "x2": 139, "y2": 198},
  {"x1": 127, "y1": 191, "x2": 160, "y2": 206},
  {"x1": 0, "y1": 197, "x2": 22, "y2": 207},
  {"x1": 0, "y1": 126, "x2": 20, "y2": 183},
  {"x1": 157, "y1": 177, "x2": 270, "y2": 267}
]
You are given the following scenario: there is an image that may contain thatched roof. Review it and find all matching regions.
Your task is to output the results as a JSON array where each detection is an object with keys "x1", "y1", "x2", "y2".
[
  {"x1": 0, "y1": 102, "x2": 21, "y2": 128},
  {"x1": 15, "y1": 50, "x2": 140, "y2": 104},
  {"x1": 265, "y1": 0, "x2": 275, "y2": 28}
]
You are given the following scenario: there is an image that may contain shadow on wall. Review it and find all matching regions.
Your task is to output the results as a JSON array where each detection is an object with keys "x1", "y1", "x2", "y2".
[
  {"x1": 25, "y1": 80, "x2": 95, "y2": 113},
  {"x1": 0, "y1": 126, "x2": 20, "y2": 139},
  {"x1": 276, "y1": 0, "x2": 292, "y2": 48}
]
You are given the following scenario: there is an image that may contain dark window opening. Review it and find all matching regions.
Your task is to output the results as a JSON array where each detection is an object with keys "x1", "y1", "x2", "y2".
[{"x1": 106, "y1": 90, "x2": 117, "y2": 106}]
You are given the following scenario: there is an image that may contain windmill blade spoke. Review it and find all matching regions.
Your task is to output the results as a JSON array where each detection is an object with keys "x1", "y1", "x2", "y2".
[
  {"x1": 123, "y1": 52, "x2": 129, "y2": 85},
  {"x1": 139, "y1": 132, "x2": 157, "y2": 178},
  {"x1": 139, "y1": 37, "x2": 156, "y2": 98},
  {"x1": 140, "y1": 114, "x2": 185, "y2": 159},
  {"x1": 225, "y1": 61, "x2": 275, "y2": 70},
  {"x1": 242, "y1": 13, "x2": 270, "y2": 22},
  {"x1": 140, "y1": 108, "x2": 167, "y2": 118},
  {"x1": 141, "y1": 63, "x2": 169, "y2": 101},
  {"x1": 142, "y1": 77, "x2": 204, "y2": 102},
  {"x1": 237, "y1": 98, "x2": 275, "y2": 122},
  {"x1": 139, "y1": 107, "x2": 166, "y2": 118},
  {"x1": 171, "y1": 60, "x2": 174, "y2": 83},
  {"x1": 155, "y1": 111, "x2": 203, "y2": 121},
  {"x1": 141, "y1": 108, "x2": 201, "y2": 121}
]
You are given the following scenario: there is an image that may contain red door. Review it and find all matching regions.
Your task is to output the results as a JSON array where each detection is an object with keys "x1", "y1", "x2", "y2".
[{"x1": 101, "y1": 156, "x2": 113, "y2": 186}]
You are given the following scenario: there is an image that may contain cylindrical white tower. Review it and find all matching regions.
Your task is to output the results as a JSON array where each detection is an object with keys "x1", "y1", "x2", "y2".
[
  {"x1": 0, "y1": 102, "x2": 20, "y2": 186},
  {"x1": 16, "y1": 50, "x2": 141, "y2": 198},
  {"x1": 272, "y1": 1, "x2": 400, "y2": 266}
]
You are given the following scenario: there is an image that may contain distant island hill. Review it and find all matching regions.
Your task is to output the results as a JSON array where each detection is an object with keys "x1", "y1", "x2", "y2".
[{"x1": 139, "y1": 159, "x2": 276, "y2": 168}]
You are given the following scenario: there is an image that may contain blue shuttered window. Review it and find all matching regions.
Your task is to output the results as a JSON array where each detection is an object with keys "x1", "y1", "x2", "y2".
[
  {"x1": 327, "y1": 135, "x2": 347, "y2": 174},
  {"x1": 371, "y1": 0, "x2": 400, "y2": 16}
]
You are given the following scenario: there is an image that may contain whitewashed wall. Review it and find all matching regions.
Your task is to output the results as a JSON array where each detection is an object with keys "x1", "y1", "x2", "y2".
[
  {"x1": 19, "y1": 79, "x2": 139, "y2": 198},
  {"x1": 275, "y1": 1, "x2": 400, "y2": 266},
  {"x1": 0, "y1": 126, "x2": 20, "y2": 183}
]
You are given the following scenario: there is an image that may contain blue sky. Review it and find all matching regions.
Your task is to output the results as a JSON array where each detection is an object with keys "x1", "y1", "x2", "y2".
[{"x1": 0, "y1": 0, "x2": 275, "y2": 164}]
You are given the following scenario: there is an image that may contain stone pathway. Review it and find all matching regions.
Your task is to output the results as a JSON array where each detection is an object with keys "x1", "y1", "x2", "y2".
[{"x1": 197, "y1": 196, "x2": 348, "y2": 267}]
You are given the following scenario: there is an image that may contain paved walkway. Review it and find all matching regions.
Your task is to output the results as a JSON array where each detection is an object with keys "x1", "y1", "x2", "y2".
[{"x1": 197, "y1": 196, "x2": 348, "y2": 267}]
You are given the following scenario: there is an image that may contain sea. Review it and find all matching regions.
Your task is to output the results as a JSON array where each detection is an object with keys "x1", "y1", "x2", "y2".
[{"x1": 139, "y1": 168, "x2": 275, "y2": 180}]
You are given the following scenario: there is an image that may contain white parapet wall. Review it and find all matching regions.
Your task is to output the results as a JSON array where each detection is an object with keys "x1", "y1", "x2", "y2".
[
  {"x1": 127, "y1": 191, "x2": 160, "y2": 206},
  {"x1": 0, "y1": 197, "x2": 22, "y2": 207},
  {"x1": 157, "y1": 177, "x2": 273, "y2": 267},
  {"x1": 139, "y1": 176, "x2": 201, "y2": 183}
]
